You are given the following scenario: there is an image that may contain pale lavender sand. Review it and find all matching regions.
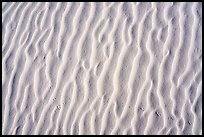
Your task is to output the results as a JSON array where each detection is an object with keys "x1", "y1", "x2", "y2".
[{"x1": 2, "y1": 2, "x2": 202, "y2": 135}]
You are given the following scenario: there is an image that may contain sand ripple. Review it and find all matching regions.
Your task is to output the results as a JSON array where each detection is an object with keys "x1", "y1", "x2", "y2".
[{"x1": 2, "y1": 2, "x2": 202, "y2": 135}]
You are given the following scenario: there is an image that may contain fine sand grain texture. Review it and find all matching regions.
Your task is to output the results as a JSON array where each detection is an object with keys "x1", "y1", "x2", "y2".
[{"x1": 2, "y1": 2, "x2": 202, "y2": 135}]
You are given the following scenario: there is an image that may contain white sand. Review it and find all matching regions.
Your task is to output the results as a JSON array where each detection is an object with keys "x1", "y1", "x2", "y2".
[{"x1": 2, "y1": 2, "x2": 202, "y2": 135}]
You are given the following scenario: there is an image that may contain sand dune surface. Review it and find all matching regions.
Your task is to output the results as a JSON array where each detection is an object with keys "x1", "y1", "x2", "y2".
[{"x1": 2, "y1": 2, "x2": 202, "y2": 135}]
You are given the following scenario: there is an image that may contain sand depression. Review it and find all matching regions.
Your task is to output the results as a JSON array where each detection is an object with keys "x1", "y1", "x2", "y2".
[{"x1": 2, "y1": 2, "x2": 202, "y2": 135}]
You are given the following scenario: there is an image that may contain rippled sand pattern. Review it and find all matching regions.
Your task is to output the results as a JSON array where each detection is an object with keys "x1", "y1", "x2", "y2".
[{"x1": 2, "y1": 2, "x2": 202, "y2": 135}]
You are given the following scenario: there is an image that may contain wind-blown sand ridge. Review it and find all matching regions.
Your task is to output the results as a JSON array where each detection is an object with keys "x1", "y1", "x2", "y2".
[{"x1": 2, "y1": 2, "x2": 202, "y2": 135}]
